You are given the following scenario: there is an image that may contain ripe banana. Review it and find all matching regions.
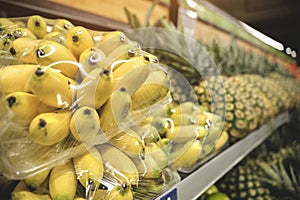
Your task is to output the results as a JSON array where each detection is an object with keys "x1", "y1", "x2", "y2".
[
  {"x1": 171, "y1": 113, "x2": 197, "y2": 126},
  {"x1": 12, "y1": 190, "x2": 51, "y2": 200},
  {"x1": 6, "y1": 91, "x2": 56, "y2": 124},
  {"x1": 43, "y1": 31, "x2": 61, "y2": 40},
  {"x1": 75, "y1": 68, "x2": 113, "y2": 109},
  {"x1": 0, "y1": 18, "x2": 14, "y2": 30},
  {"x1": 166, "y1": 125, "x2": 207, "y2": 143},
  {"x1": 170, "y1": 139, "x2": 202, "y2": 170},
  {"x1": 24, "y1": 168, "x2": 50, "y2": 190},
  {"x1": 78, "y1": 47, "x2": 106, "y2": 78},
  {"x1": 107, "y1": 183, "x2": 133, "y2": 200},
  {"x1": 26, "y1": 15, "x2": 47, "y2": 39},
  {"x1": 9, "y1": 37, "x2": 38, "y2": 64},
  {"x1": 96, "y1": 144, "x2": 139, "y2": 185},
  {"x1": 11, "y1": 27, "x2": 37, "y2": 40},
  {"x1": 150, "y1": 116, "x2": 173, "y2": 138},
  {"x1": 113, "y1": 62, "x2": 150, "y2": 95},
  {"x1": 131, "y1": 70, "x2": 170, "y2": 110},
  {"x1": 29, "y1": 66, "x2": 76, "y2": 108},
  {"x1": 0, "y1": 64, "x2": 37, "y2": 93},
  {"x1": 34, "y1": 39, "x2": 79, "y2": 79},
  {"x1": 109, "y1": 129, "x2": 145, "y2": 158},
  {"x1": 49, "y1": 161, "x2": 77, "y2": 200},
  {"x1": 144, "y1": 142, "x2": 169, "y2": 168},
  {"x1": 132, "y1": 152, "x2": 162, "y2": 179},
  {"x1": 52, "y1": 19, "x2": 74, "y2": 33},
  {"x1": 132, "y1": 124, "x2": 160, "y2": 144},
  {"x1": 96, "y1": 31, "x2": 129, "y2": 55},
  {"x1": 29, "y1": 110, "x2": 72, "y2": 145},
  {"x1": 70, "y1": 106, "x2": 100, "y2": 142},
  {"x1": 0, "y1": 35, "x2": 13, "y2": 51},
  {"x1": 214, "y1": 131, "x2": 229, "y2": 151},
  {"x1": 99, "y1": 87, "x2": 132, "y2": 134},
  {"x1": 66, "y1": 26, "x2": 94, "y2": 59},
  {"x1": 73, "y1": 147, "x2": 104, "y2": 189},
  {"x1": 171, "y1": 101, "x2": 199, "y2": 116}
]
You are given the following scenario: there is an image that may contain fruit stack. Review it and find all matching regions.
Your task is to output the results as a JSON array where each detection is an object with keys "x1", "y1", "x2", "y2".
[{"x1": 0, "y1": 15, "x2": 224, "y2": 199}]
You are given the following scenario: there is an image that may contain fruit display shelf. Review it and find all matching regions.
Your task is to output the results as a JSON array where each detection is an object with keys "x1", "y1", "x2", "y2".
[{"x1": 155, "y1": 112, "x2": 290, "y2": 200}]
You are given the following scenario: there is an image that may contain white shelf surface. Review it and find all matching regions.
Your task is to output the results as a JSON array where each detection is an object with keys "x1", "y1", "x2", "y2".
[{"x1": 156, "y1": 112, "x2": 290, "y2": 200}]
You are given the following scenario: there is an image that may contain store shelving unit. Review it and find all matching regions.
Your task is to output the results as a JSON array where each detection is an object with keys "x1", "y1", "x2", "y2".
[{"x1": 156, "y1": 112, "x2": 290, "y2": 200}]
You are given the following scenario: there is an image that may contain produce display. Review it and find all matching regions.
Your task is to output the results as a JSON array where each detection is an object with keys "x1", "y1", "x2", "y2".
[{"x1": 0, "y1": 15, "x2": 227, "y2": 199}]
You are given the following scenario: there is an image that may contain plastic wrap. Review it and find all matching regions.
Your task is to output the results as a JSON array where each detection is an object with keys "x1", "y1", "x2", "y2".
[{"x1": 0, "y1": 15, "x2": 224, "y2": 199}]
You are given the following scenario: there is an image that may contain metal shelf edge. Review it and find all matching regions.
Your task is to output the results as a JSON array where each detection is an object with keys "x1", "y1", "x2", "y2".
[{"x1": 155, "y1": 112, "x2": 289, "y2": 200}]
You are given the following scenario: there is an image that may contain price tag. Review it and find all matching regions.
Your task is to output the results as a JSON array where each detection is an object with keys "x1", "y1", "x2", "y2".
[{"x1": 160, "y1": 188, "x2": 177, "y2": 200}]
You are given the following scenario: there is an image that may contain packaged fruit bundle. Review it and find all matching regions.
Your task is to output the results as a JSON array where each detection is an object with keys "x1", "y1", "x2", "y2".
[
  {"x1": 0, "y1": 15, "x2": 225, "y2": 199},
  {"x1": 0, "y1": 15, "x2": 184, "y2": 199}
]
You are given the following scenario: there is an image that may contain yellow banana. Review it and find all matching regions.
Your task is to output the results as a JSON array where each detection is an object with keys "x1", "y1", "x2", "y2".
[
  {"x1": 29, "y1": 110, "x2": 72, "y2": 145},
  {"x1": 78, "y1": 47, "x2": 106, "y2": 78},
  {"x1": 24, "y1": 168, "x2": 50, "y2": 191},
  {"x1": 49, "y1": 161, "x2": 77, "y2": 200},
  {"x1": 0, "y1": 35, "x2": 13, "y2": 51},
  {"x1": 26, "y1": 15, "x2": 47, "y2": 39},
  {"x1": 0, "y1": 18, "x2": 15, "y2": 30},
  {"x1": 150, "y1": 116, "x2": 173, "y2": 138},
  {"x1": 66, "y1": 26, "x2": 94, "y2": 59},
  {"x1": 109, "y1": 129, "x2": 144, "y2": 158},
  {"x1": 166, "y1": 125, "x2": 208, "y2": 143},
  {"x1": 34, "y1": 39, "x2": 79, "y2": 79},
  {"x1": 43, "y1": 31, "x2": 61, "y2": 40},
  {"x1": 6, "y1": 91, "x2": 56, "y2": 124},
  {"x1": 144, "y1": 142, "x2": 169, "y2": 168},
  {"x1": 29, "y1": 66, "x2": 76, "y2": 108},
  {"x1": 113, "y1": 59, "x2": 150, "y2": 95},
  {"x1": 193, "y1": 111, "x2": 208, "y2": 126},
  {"x1": 99, "y1": 87, "x2": 132, "y2": 134},
  {"x1": 104, "y1": 42, "x2": 141, "y2": 70},
  {"x1": 12, "y1": 191, "x2": 51, "y2": 200},
  {"x1": 131, "y1": 70, "x2": 170, "y2": 110},
  {"x1": 171, "y1": 101, "x2": 199, "y2": 116},
  {"x1": 96, "y1": 31, "x2": 129, "y2": 55},
  {"x1": 170, "y1": 139, "x2": 202, "y2": 170},
  {"x1": 106, "y1": 183, "x2": 133, "y2": 200},
  {"x1": 73, "y1": 147, "x2": 104, "y2": 188},
  {"x1": 156, "y1": 137, "x2": 171, "y2": 150},
  {"x1": 11, "y1": 27, "x2": 37, "y2": 39},
  {"x1": 75, "y1": 68, "x2": 113, "y2": 109},
  {"x1": 0, "y1": 64, "x2": 37, "y2": 93},
  {"x1": 69, "y1": 106, "x2": 100, "y2": 142},
  {"x1": 9, "y1": 37, "x2": 38, "y2": 64},
  {"x1": 171, "y1": 113, "x2": 197, "y2": 126},
  {"x1": 52, "y1": 19, "x2": 74, "y2": 33},
  {"x1": 214, "y1": 131, "x2": 229, "y2": 151},
  {"x1": 132, "y1": 124, "x2": 160, "y2": 144},
  {"x1": 96, "y1": 144, "x2": 139, "y2": 185}
]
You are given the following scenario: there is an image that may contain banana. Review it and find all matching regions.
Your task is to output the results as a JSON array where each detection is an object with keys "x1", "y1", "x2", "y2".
[
  {"x1": 171, "y1": 113, "x2": 197, "y2": 126},
  {"x1": 52, "y1": 19, "x2": 74, "y2": 33},
  {"x1": 26, "y1": 15, "x2": 47, "y2": 39},
  {"x1": 66, "y1": 26, "x2": 94, "y2": 59},
  {"x1": 6, "y1": 91, "x2": 56, "y2": 124},
  {"x1": 131, "y1": 70, "x2": 170, "y2": 110},
  {"x1": 150, "y1": 116, "x2": 173, "y2": 138},
  {"x1": 9, "y1": 37, "x2": 38, "y2": 64},
  {"x1": 75, "y1": 68, "x2": 113, "y2": 109},
  {"x1": 49, "y1": 161, "x2": 77, "y2": 200},
  {"x1": 0, "y1": 35, "x2": 13, "y2": 51},
  {"x1": 29, "y1": 66, "x2": 76, "y2": 108},
  {"x1": 0, "y1": 64, "x2": 37, "y2": 93},
  {"x1": 73, "y1": 147, "x2": 104, "y2": 189},
  {"x1": 96, "y1": 31, "x2": 129, "y2": 56},
  {"x1": 109, "y1": 129, "x2": 144, "y2": 158},
  {"x1": 96, "y1": 144, "x2": 139, "y2": 185},
  {"x1": 78, "y1": 47, "x2": 106, "y2": 78},
  {"x1": 99, "y1": 87, "x2": 132, "y2": 134},
  {"x1": 11, "y1": 27, "x2": 37, "y2": 39},
  {"x1": 29, "y1": 110, "x2": 72, "y2": 145},
  {"x1": 113, "y1": 58, "x2": 150, "y2": 95},
  {"x1": 170, "y1": 139, "x2": 202, "y2": 170},
  {"x1": 24, "y1": 169, "x2": 50, "y2": 191},
  {"x1": 214, "y1": 131, "x2": 229, "y2": 151},
  {"x1": 106, "y1": 183, "x2": 133, "y2": 200},
  {"x1": 104, "y1": 42, "x2": 140, "y2": 70},
  {"x1": 43, "y1": 31, "x2": 61, "y2": 40},
  {"x1": 12, "y1": 191, "x2": 51, "y2": 200},
  {"x1": 193, "y1": 111, "x2": 208, "y2": 126},
  {"x1": 171, "y1": 101, "x2": 199, "y2": 116},
  {"x1": 132, "y1": 124, "x2": 160, "y2": 144},
  {"x1": 166, "y1": 125, "x2": 208, "y2": 143},
  {"x1": 70, "y1": 106, "x2": 100, "y2": 142},
  {"x1": 34, "y1": 39, "x2": 79, "y2": 79},
  {"x1": 0, "y1": 18, "x2": 15, "y2": 31},
  {"x1": 144, "y1": 142, "x2": 169, "y2": 168}
]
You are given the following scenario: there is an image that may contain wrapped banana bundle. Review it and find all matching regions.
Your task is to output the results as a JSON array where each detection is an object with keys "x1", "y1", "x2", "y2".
[{"x1": 0, "y1": 15, "x2": 224, "y2": 199}]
